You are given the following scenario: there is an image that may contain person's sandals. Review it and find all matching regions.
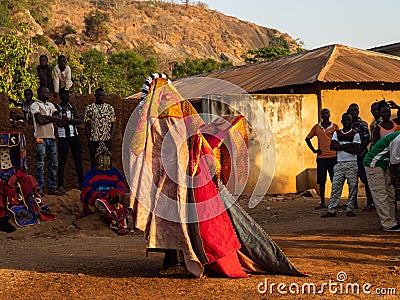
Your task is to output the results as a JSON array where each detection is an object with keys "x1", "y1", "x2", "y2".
[
  {"x1": 321, "y1": 211, "x2": 336, "y2": 218},
  {"x1": 346, "y1": 211, "x2": 356, "y2": 217}
]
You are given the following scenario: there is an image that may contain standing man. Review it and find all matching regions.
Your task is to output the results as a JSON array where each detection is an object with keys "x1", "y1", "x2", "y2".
[
  {"x1": 56, "y1": 88, "x2": 84, "y2": 193},
  {"x1": 362, "y1": 102, "x2": 381, "y2": 212},
  {"x1": 84, "y1": 88, "x2": 116, "y2": 168},
  {"x1": 53, "y1": 55, "x2": 73, "y2": 98},
  {"x1": 305, "y1": 108, "x2": 339, "y2": 209},
  {"x1": 347, "y1": 103, "x2": 373, "y2": 209},
  {"x1": 21, "y1": 88, "x2": 34, "y2": 124},
  {"x1": 37, "y1": 55, "x2": 54, "y2": 94},
  {"x1": 321, "y1": 113, "x2": 360, "y2": 218},
  {"x1": 30, "y1": 87, "x2": 63, "y2": 196},
  {"x1": 369, "y1": 102, "x2": 381, "y2": 148},
  {"x1": 364, "y1": 131, "x2": 400, "y2": 232}
]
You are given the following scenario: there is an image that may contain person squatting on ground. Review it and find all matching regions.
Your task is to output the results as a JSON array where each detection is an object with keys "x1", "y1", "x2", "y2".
[
  {"x1": 84, "y1": 88, "x2": 116, "y2": 168},
  {"x1": 55, "y1": 88, "x2": 84, "y2": 193},
  {"x1": 363, "y1": 131, "x2": 400, "y2": 232},
  {"x1": 347, "y1": 103, "x2": 373, "y2": 210},
  {"x1": 78, "y1": 142, "x2": 129, "y2": 234},
  {"x1": 305, "y1": 108, "x2": 339, "y2": 209},
  {"x1": 321, "y1": 113, "x2": 360, "y2": 218},
  {"x1": 30, "y1": 87, "x2": 63, "y2": 196}
]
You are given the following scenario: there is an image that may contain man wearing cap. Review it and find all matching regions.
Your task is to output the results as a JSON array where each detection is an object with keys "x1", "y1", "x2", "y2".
[{"x1": 55, "y1": 88, "x2": 84, "y2": 193}]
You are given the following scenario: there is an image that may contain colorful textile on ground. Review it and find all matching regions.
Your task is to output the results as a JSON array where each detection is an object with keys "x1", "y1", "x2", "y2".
[
  {"x1": 79, "y1": 166, "x2": 129, "y2": 234},
  {"x1": 80, "y1": 166, "x2": 127, "y2": 215},
  {"x1": 0, "y1": 132, "x2": 27, "y2": 182},
  {"x1": 95, "y1": 198, "x2": 130, "y2": 234},
  {"x1": 129, "y1": 75, "x2": 304, "y2": 278},
  {"x1": 0, "y1": 171, "x2": 55, "y2": 227}
]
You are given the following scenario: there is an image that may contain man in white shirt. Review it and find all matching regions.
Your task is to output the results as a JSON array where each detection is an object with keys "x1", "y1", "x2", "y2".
[
  {"x1": 53, "y1": 55, "x2": 73, "y2": 97},
  {"x1": 30, "y1": 87, "x2": 62, "y2": 196},
  {"x1": 322, "y1": 113, "x2": 361, "y2": 218}
]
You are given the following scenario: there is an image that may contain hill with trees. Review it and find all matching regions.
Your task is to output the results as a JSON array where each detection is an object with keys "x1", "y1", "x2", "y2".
[{"x1": 0, "y1": 0, "x2": 302, "y2": 98}]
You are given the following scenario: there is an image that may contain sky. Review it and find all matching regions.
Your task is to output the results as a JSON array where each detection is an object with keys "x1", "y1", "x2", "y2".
[{"x1": 202, "y1": 0, "x2": 399, "y2": 50}]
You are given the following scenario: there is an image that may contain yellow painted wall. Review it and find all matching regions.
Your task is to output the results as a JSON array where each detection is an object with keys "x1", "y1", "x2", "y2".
[
  {"x1": 321, "y1": 89, "x2": 400, "y2": 126},
  {"x1": 252, "y1": 94, "x2": 319, "y2": 194}
]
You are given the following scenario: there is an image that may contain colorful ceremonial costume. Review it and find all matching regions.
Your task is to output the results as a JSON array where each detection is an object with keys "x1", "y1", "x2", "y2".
[
  {"x1": 80, "y1": 143, "x2": 129, "y2": 234},
  {"x1": 128, "y1": 74, "x2": 304, "y2": 277},
  {"x1": 0, "y1": 132, "x2": 54, "y2": 232}
]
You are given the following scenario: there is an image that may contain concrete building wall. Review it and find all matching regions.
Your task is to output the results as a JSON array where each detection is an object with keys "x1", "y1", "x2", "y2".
[
  {"x1": 207, "y1": 94, "x2": 319, "y2": 195},
  {"x1": 253, "y1": 94, "x2": 319, "y2": 194}
]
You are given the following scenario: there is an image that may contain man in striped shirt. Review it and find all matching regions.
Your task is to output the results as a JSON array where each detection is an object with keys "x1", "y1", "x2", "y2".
[
  {"x1": 363, "y1": 131, "x2": 400, "y2": 232},
  {"x1": 56, "y1": 88, "x2": 84, "y2": 193},
  {"x1": 321, "y1": 113, "x2": 360, "y2": 218}
]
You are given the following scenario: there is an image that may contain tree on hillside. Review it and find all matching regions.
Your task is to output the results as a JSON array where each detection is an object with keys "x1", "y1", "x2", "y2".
[
  {"x1": 106, "y1": 50, "x2": 158, "y2": 97},
  {"x1": 0, "y1": 0, "x2": 12, "y2": 27},
  {"x1": 0, "y1": 23, "x2": 36, "y2": 101},
  {"x1": 68, "y1": 49, "x2": 108, "y2": 94},
  {"x1": 172, "y1": 58, "x2": 233, "y2": 79},
  {"x1": 84, "y1": 10, "x2": 110, "y2": 41},
  {"x1": 244, "y1": 47, "x2": 291, "y2": 64}
]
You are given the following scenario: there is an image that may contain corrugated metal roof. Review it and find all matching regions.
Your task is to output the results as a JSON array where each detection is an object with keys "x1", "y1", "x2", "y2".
[
  {"x1": 201, "y1": 44, "x2": 400, "y2": 93},
  {"x1": 368, "y1": 42, "x2": 400, "y2": 52}
]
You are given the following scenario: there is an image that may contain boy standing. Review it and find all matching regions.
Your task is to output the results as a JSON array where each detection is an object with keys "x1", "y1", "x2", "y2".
[
  {"x1": 37, "y1": 55, "x2": 54, "y2": 94},
  {"x1": 305, "y1": 108, "x2": 339, "y2": 209},
  {"x1": 322, "y1": 113, "x2": 360, "y2": 218},
  {"x1": 53, "y1": 55, "x2": 73, "y2": 97}
]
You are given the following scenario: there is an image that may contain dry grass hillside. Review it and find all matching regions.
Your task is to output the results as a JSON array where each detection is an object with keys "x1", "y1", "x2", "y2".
[{"x1": 13, "y1": 0, "x2": 299, "y2": 71}]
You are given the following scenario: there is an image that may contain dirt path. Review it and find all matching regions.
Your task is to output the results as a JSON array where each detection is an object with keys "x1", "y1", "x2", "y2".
[{"x1": 1, "y1": 190, "x2": 399, "y2": 299}]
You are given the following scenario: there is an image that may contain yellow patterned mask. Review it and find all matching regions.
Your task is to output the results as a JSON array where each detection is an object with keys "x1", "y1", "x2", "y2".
[{"x1": 97, "y1": 153, "x2": 111, "y2": 170}]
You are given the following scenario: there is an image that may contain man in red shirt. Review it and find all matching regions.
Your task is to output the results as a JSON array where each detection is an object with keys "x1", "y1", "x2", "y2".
[{"x1": 306, "y1": 108, "x2": 339, "y2": 209}]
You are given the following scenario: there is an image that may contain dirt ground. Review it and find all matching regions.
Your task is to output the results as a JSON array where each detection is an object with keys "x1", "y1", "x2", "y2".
[{"x1": 1, "y1": 190, "x2": 399, "y2": 300}]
